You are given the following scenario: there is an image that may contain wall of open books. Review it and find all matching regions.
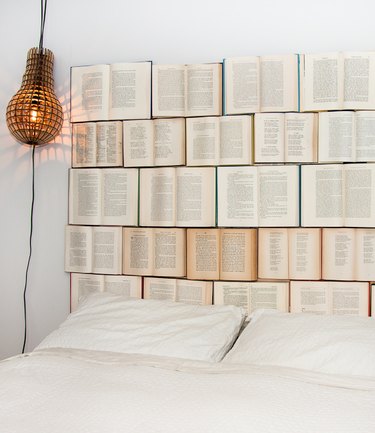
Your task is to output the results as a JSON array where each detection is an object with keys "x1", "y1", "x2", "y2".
[{"x1": 66, "y1": 53, "x2": 375, "y2": 316}]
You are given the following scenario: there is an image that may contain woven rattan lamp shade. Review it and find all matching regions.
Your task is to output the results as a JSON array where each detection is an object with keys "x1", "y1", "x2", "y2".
[{"x1": 6, "y1": 48, "x2": 63, "y2": 146}]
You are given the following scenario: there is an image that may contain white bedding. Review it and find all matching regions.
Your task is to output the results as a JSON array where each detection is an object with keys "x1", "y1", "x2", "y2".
[{"x1": 1, "y1": 348, "x2": 375, "y2": 433}]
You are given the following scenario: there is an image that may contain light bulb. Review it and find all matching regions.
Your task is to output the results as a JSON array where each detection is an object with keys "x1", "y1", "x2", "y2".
[{"x1": 6, "y1": 48, "x2": 63, "y2": 146}]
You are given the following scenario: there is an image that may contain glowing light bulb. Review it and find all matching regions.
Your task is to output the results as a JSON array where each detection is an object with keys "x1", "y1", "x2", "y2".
[{"x1": 30, "y1": 110, "x2": 38, "y2": 122}]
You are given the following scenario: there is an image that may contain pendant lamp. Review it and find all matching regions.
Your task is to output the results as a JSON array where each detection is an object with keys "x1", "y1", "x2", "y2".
[{"x1": 6, "y1": 0, "x2": 63, "y2": 146}]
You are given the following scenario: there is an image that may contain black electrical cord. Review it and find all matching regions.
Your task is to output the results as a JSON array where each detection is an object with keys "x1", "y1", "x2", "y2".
[
  {"x1": 22, "y1": 145, "x2": 36, "y2": 354},
  {"x1": 38, "y1": 0, "x2": 47, "y2": 51}
]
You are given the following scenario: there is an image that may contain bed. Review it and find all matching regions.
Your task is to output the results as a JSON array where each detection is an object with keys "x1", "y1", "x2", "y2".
[{"x1": 1, "y1": 293, "x2": 375, "y2": 433}]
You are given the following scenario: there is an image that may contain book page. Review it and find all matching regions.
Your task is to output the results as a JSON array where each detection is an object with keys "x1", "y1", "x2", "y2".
[
  {"x1": 219, "y1": 229, "x2": 257, "y2": 281},
  {"x1": 186, "y1": 63, "x2": 222, "y2": 116},
  {"x1": 301, "y1": 164, "x2": 344, "y2": 227},
  {"x1": 318, "y1": 111, "x2": 355, "y2": 162},
  {"x1": 68, "y1": 168, "x2": 101, "y2": 225},
  {"x1": 64, "y1": 226, "x2": 93, "y2": 273},
  {"x1": 139, "y1": 167, "x2": 176, "y2": 226},
  {"x1": 176, "y1": 279, "x2": 213, "y2": 305},
  {"x1": 285, "y1": 113, "x2": 317, "y2": 163},
  {"x1": 254, "y1": 113, "x2": 285, "y2": 163},
  {"x1": 249, "y1": 282, "x2": 289, "y2": 314},
  {"x1": 302, "y1": 52, "x2": 342, "y2": 111},
  {"x1": 322, "y1": 228, "x2": 356, "y2": 281},
  {"x1": 96, "y1": 122, "x2": 123, "y2": 166},
  {"x1": 343, "y1": 52, "x2": 375, "y2": 110},
  {"x1": 355, "y1": 229, "x2": 375, "y2": 281},
  {"x1": 344, "y1": 163, "x2": 375, "y2": 227},
  {"x1": 260, "y1": 54, "x2": 299, "y2": 112},
  {"x1": 176, "y1": 167, "x2": 216, "y2": 227},
  {"x1": 122, "y1": 227, "x2": 154, "y2": 275},
  {"x1": 186, "y1": 117, "x2": 219, "y2": 166},
  {"x1": 288, "y1": 228, "x2": 321, "y2": 280},
  {"x1": 104, "y1": 275, "x2": 142, "y2": 298},
  {"x1": 153, "y1": 228, "x2": 186, "y2": 277},
  {"x1": 217, "y1": 166, "x2": 258, "y2": 227},
  {"x1": 71, "y1": 64, "x2": 109, "y2": 122},
  {"x1": 123, "y1": 120, "x2": 154, "y2": 167},
  {"x1": 258, "y1": 228, "x2": 288, "y2": 279},
  {"x1": 214, "y1": 281, "x2": 289, "y2": 315},
  {"x1": 101, "y1": 168, "x2": 138, "y2": 225},
  {"x1": 154, "y1": 118, "x2": 186, "y2": 166},
  {"x1": 70, "y1": 274, "x2": 142, "y2": 312},
  {"x1": 70, "y1": 273, "x2": 104, "y2": 311},
  {"x1": 331, "y1": 282, "x2": 369, "y2": 316},
  {"x1": 186, "y1": 228, "x2": 220, "y2": 280},
  {"x1": 219, "y1": 115, "x2": 253, "y2": 165},
  {"x1": 290, "y1": 281, "x2": 330, "y2": 314},
  {"x1": 258, "y1": 165, "x2": 299, "y2": 227},
  {"x1": 213, "y1": 281, "x2": 250, "y2": 312},
  {"x1": 143, "y1": 277, "x2": 176, "y2": 301},
  {"x1": 109, "y1": 62, "x2": 151, "y2": 120},
  {"x1": 92, "y1": 226, "x2": 122, "y2": 274},
  {"x1": 355, "y1": 111, "x2": 375, "y2": 162},
  {"x1": 152, "y1": 64, "x2": 186, "y2": 117},
  {"x1": 72, "y1": 123, "x2": 97, "y2": 167},
  {"x1": 223, "y1": 56, "x2": 260, "y2": 114}
]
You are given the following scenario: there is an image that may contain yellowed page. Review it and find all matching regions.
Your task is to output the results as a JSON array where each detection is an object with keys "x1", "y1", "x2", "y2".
[
  {"x1": 122, "y1": 227, "x2": 154, "y2": 275},
  {"x1": 186, "y1": 228, "x2": 220, "y2": 280},
  {"x1": 219, "y1": 228, "x2": 257, "y2": 281},
  {"x1": 153, "y1": 228, "x2": 186, "y2": 277}
]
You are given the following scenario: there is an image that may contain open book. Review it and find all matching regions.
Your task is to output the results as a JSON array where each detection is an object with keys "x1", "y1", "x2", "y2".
[
  {"x1": 290, "y1": 280, "x2": 370, "y2": 316},
  {"x1": 152, "y1": 63, "x2": 222, "y2": 117},
  {"x1": 223, "y1": 54, "x2": 299, "y2": 114},
  {"x1": 143, "y1": 277, "x2": 213, "y2": 305},
  {"x1": 254, "y1": 112, "x2": 318, "y2": 163},
  {"x1": 71, "y1": 62, "x2": 152, "y2": 122},
  {"x1": 322, "y1": 228, "x2": 375, "y2": 281},
  {"x1": 300, "y1": 51, "x2": 375, "y2": 111},
  {"x1": 123, "y1": 118, "x2": 185, "y2": 167},
  {"x1": 70, "y1": 273, "x2": 142, "y2": 311},
  {"x1": 318, "y1": 111, "x2": 375, "y2": 162},
  {"x1": 72, "y1": 122, "x2": 123, "y2": 167},
  {"x1": 258, "y1": 228, "x2": 321, "y2": 280},
  {"x1": 68, "y1": 168, "x2": 138, "y2": 226},
  {"x1": 301, "y1": 163, "x2": 375, "y2": 227},
  {"x1": 213, "y1": 281, "x2": 289, "y2": 316},
  {"x1": 186, "y1": 228, "x2": 257, "y2": 281},
  {"x1": 186, "y1": 115, "x2": 253, "y2": 166},
  {"x1": 139, "y1": 166, "x2": 216, "y2": 227},
  {"x1": 217, "y1": 165, "x2": 300, "y2": 227},
  {"x1": 122, "y1": 227, "x2": 186, "y2": 277},
  {"x1": 65, "y1": 225, "x2": 122, "y2": 274}
]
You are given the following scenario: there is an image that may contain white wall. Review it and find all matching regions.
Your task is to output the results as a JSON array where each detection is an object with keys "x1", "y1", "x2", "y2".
[{"x1": 1, "y1": 0, "x2": 374, "y2": 359}]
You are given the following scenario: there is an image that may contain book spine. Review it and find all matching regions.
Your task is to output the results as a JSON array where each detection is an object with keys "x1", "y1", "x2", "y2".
[
  {"x1": 298, "y1": 165, "x2": 302, "y2": 226},
  {"x1": 297, "y1": 54, "x2": 301, "y2": 112},
  {"x1": 222, "y1": 58, "x2": 226, "y2": 115}
]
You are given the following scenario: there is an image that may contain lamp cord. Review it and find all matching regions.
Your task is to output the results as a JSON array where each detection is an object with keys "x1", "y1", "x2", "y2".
[
  {"x1": 22, "y1": 145, "x2": 36, "y2": 354},
  {"x1": 38, "y1": 0, "x2": 48, "y2": 51}
]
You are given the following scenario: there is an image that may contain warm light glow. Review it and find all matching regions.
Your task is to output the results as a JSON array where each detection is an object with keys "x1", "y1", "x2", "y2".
[{"x1": 30, "y1": 110, "x2": 38, "y2": 122}]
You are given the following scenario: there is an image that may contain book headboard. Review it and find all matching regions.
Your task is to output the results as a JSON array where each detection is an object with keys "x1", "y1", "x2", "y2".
[{"x1": 66, "y1": 55, "x2": 375, "y2": 317}]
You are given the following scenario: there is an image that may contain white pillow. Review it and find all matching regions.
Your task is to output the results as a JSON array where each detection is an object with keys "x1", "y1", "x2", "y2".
[
  {"x1": 36, "y1": 293, "x2": 245, "y2": 362},
  {"x1": 223, "y1": 309, "x2": 375, "y2": 377}
]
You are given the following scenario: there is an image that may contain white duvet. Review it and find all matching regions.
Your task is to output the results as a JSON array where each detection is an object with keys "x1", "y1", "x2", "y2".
[{"x1": 1, "y1": 348, "x2": 375, "y2": 433}]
